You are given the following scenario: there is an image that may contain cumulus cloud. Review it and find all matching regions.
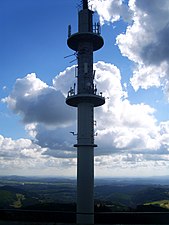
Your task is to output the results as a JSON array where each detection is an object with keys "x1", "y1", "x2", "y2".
[
  {"x1": 0, "y1": 134, "x2": 46, "y2": 159},
  {"x1": 22, "y1": 62, "x2": 162, "y2": 157},
  {"x1": 91, "y1": 0, "x2": 169, "y2": 100},
  {"x1": 3, "y1": 62, "x2": 169, "y2": 157},
  {"x1": 0, "y1": 134, "x2": 47, "y2": 172},
  {"x1": 91, "y1": 61, "x2": 163, "y2": 155},
  {"x1": 3, "y1": 73, "x2": 75, "y2": 127},
  {"x1": 130, "y1": 62, "x2": 168, "y2": 91},
  {"x1": 53, "y1": 65, "x2": 77, "y2": 97},
  {"x1": 31, "y1": 123, "x2": 76, "y2": 157},
  {"x1": 116, "y1": 0, "x2": 169, "y2": 99},
  {"x1": 2, "y1": 61, "x2": 169, "y2": 175},
  {"x1": 1, "y1": 72, "x2": 77, "y2": 160},
  {"x1": 95, "y1": 153, "x2": 169, "y2": 177},
  {"x1": 0, "y1": 134, "x2": 76, "y2": 176},
  {"x1": 89, "y1": 0, "x2": 133, "y2": 24}
]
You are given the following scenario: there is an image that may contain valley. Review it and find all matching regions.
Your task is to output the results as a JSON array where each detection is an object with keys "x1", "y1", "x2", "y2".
[{"x1": 0, "y1": 176, "x2": 169, "y2": 212}]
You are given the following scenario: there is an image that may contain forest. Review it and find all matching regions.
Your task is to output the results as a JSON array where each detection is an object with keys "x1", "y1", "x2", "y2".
[{"x1": 0, "y1": 176, "x2": 169, "y2": 224}]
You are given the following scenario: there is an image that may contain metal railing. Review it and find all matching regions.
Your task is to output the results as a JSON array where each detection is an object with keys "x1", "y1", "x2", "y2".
[{"x1": 0, "y1": 209, "x2": 169, "y2": 224}]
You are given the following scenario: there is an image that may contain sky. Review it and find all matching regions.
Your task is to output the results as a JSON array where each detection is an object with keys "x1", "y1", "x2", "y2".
[{"x1": 1, "y1": 0, "x2": 169, "y2": 177}]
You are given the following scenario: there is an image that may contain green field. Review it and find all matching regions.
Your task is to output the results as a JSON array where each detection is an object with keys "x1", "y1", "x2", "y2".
[
  {"x1": 0, "y1": 176, "x2": 169, "y2": 212},
  {"x1": 145, "y1": 200, "x2": 169, "y2": 210}
]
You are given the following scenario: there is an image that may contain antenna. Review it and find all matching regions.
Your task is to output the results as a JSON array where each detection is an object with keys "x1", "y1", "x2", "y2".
[
  {"x1": 68, "y1": 25, "x2": 71, "y2": 38},
  {"x1": 64, "y1": 52, "x2": 78, "y2": 63},
  {"x1": 83, "y1": 0, "x2": 88, "y2": 9}
]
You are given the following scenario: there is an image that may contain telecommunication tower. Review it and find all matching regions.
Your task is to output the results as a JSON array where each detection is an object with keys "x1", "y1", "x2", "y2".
[{"x1": 66, "y1": 0, "x2": 105, "y2": 224}]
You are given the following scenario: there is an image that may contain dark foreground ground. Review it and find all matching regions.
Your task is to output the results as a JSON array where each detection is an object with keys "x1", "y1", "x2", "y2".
[
  {"x1": 0, "y1": 210, "x2": 169, "y2": 224},
  {"x1": 0, "y1": 222, "x2": 165, "y2": 225}
]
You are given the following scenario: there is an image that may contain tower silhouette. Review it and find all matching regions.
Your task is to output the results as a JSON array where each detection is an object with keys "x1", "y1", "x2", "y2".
[{"x1": 66, "y1": 0, "x2": 105, "y2": 224}]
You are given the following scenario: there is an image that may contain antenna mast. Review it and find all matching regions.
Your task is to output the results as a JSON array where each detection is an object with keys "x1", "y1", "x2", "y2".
[
  {"x1": 83, "y1": 0, "x2": 88, "y2": 9},
  {"x1": 66, "y1": 0, "x2": 105, "y2": 224}
]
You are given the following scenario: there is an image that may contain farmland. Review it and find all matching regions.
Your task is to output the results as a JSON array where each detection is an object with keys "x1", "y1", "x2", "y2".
[{"x1": 0, "y1": 176, "x2": 169, "y2": 212}]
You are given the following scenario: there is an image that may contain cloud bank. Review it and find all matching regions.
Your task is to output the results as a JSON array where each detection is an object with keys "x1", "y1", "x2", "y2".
[
  {"x1": 1, "y1": 60, "x2": 169, "y2": 176},
  {"x1": 91, "y1": 0, "x2": 169, "y2": 101},
  {"x1": 3, "y1": 73, "x2": 75, "y2": 126}
]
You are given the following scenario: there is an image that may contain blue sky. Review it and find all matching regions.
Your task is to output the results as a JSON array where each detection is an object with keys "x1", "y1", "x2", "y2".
[
  {"x1": 1, "y1": 0, "x2": 169, "y2": 177},
  {"x1": 1, "y1": 0, "x2": 75, "y2": 137}
]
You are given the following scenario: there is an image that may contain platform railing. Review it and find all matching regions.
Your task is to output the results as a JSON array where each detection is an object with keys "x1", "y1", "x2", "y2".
[{"x1": 0, "y1": 209, "x2": 169, "y2": 224}]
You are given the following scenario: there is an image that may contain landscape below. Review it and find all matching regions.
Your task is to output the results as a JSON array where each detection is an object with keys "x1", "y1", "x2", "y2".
[{"x1": 0, "y1": 176, "x2": 169, "y2": 224}]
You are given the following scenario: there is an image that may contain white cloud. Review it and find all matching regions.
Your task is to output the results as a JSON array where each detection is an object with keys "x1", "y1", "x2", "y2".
[
  {"x1": 0, "y1": 134, "x2": 46, "y2": 159},
  {"x1": 2, "y1": 73, "x2": 75, "y2": 127},
  {"x1": 91, "y1": 0, "x2": 169, "y2": 101},
  {"x1": 116, "y1": 0, "x2": 169, "y2": 99},
  {"x1": 31, "y1": 123, "x2": 76, "y2": 155},
  {"x1": 53, "y1": 61, "x2": 164, "y2": 156},
  {"x1": 94, "y1": 152, "x2": 169, "y2": 177},
  {"x1": 92, "y1": 62, "x2": 161, "y2": 154},
  {"x1": 0, "y1": 134, "x2": 76, "y2": 176},
  {"x1": 3, "y1": 62, "x2": 169, "y2": 157},
  {"x1": 130, "y1": 62, "x2": 168, "y2": 91},
  {"x1": 1, "y1": 131, "x2": 169, "y2": 177},
  {"x1": 2, "y1": 61, "x2": 169, "y2": 176},
  {"x1": 89, "y1": 0, "x2": 133, "y2": 24},
  {"x1": 117, "y1": 0, "x2": 169, "y2": 64},
  {"x1": 53, "y1": 65, "x2": 76, "y2": 97}
]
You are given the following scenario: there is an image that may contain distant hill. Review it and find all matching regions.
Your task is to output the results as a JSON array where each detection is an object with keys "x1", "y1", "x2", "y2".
[
  {"x1": 0, "y1": 176, "x2": 169, "y2": 212},
  {"x1": 95, "y1": 183, "x2": 169, "y2": 209}
]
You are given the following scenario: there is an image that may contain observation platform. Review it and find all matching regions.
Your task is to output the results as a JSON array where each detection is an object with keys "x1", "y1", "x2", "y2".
[
  {"x1": 67, "y1": 32, "x2": 104, "y2": 51},
  {"x1": 1, "y1": 210, "x2": 169, "y2": 224},
  {"x1": 66, "y1": 94, "x2": 105, "y2": 107}
]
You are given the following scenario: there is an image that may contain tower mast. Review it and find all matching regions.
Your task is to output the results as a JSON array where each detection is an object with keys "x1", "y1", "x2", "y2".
[{"x1": 66, "y1": 0, "x2": 105, "y2": 224}]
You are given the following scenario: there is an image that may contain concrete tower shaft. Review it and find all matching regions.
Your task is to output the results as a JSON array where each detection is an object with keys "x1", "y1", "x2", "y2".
[{"x1": 66, "y1": 1, "x2": 105, "y2": 224}]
